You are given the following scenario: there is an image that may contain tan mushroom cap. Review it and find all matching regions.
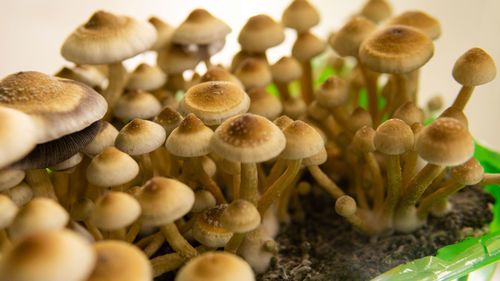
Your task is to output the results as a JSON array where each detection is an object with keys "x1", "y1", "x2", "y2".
[
  {"x1": 452, "y1": 47, "x2": 497, "y2": 86},
  {"x1": 87, "y1": 241, "x2": 151, "y2": 281},
  {"x1": 201, "y1": 66, "x2": 244, "y2": 89},
  {"x1": 180, "y1": 81, "x2": 250, "y2": 126},
  {"x1": 230, "y1": 50, "x2": 267, "y2": 73},
  {"x1": 0, "y1": 194, "x2": 18, "y2": 229},
  {"x1": 374, "y1": 118, "x2": 414, "y2": 155},
  {"x1": 154, "y1": 106, "x2": 183, "y2": 135},
  {"x1": 0, "y1": 71, "x2": 107, "y2": 143},
  {"x1": 157, "y1": 43, "x2": 201, "y2": 74},
  {"x1": 113, "y1": 90, "x2": 162, "y2": 120},
  {"x1": 149, "y1": 16, "x2": 174, "y2": 51},
  {"x1": 83, "y1": 121, "x2": 119, "y2": 156},
  {"x1": 273, "y1": 115, "x2": 294, "y2": 130},
  {"x1": 315, "y1": 76, "x2": 349, "y2": 108},
  {"x1": 359, "y1": 25, "x2": 434, "y2": 74},
  {"x1": 0, "y1": 229, "x2": 96, "y2": 281},
  {"x1": 90, "y1": 191, "x2": 141, "y2": 231},
  {"x1": 126, "y1": 63, "x2": 167, "y2": 91},
  {"x1": 0, "y1": 107, "x2": 37, "y2": 169},
  {"x1": 247, "y1": 87, "x2": 283, "y2": 120},
  {"x1": 350, "y1": 126, "x2": 376, "y2": 155},
  {"x1": 387, "y1": 10, "x2": 442, "y2": 40},
  {"x1": 172, "y1": 9, "x2": 231, "y2": 45},
  {"x1": 335, "y1": 195, "x2": 357, "y2": 217},
  {"x1": 192, "y1": 190, "x2": 217, "y2": 213},
  {"x1": 280, "y1": 120, "x2": 324, "y2": 160},
  {"x1": 221, "y1": 199, "x2": 261, "y2": 233},
  {"x1": 415, "y1": 117, "x2": 474, "y2": 166},
  {"x1": 49, "y1": 152, "x2": 83, "y2": 172},
  {"x1": 451, "y1": 157, "x2": 484, "y2": 186},
  {"x1": 282, "y1": 0, "x2": 320, "y2": 32},
  {"x1": 8, "y1": 182, "x2": 33, "y2": 207},
  {"x1": 8, "y1": 198, "x2": 69, "y2": 241},
  {"x1": 292, "y1": 31, "x2": 326, "y2": 62},
  {"x1": 302, "y1": 147, "x2": 327, "y2": 166},
  {"x1": 192, "y1": 204, "x2": 233, "y2": 248},
  {"x1": 115, "y1": 119, "x2": 166, "y2": 155},
  {"x1": 348, "y1": 107, "x2": 373, "y2": 132},
  {"x1": 440, "y1": 106, "x2": 469, "y2": 128},
  {"x1": 270, "y1": 56, "x2": 303, "y2": 83},
  {"x1": 61, "y1": 10, "x2": 157, "y2": 65},
  {"x1": 55, "y1": 65, "x2": 107, "y2": 89},
  {"x1": 136, "y1": 177, "x2": 194, "y2": 226},
  {"x1": 0, "y1": 169, "x2": 25, "y2": 191},
  {"x1": 283, "y1": 97, "x2": 307, "y2": 119},
  {"x1": 211, "y1": 113, "x2": 286, "y2": 163},
  {"x1": 360, "y1": 0, "x2": 392, "y2": 24},
  {"x1": 393, "y1": 102, "x2": 424, "y2": 126},
  {"x1": 86, "y1": 147, "x2": 140, "y2": 187},
  {"x1": 176, "y1": 251, "x2": 254, "y2": 281},
  {"x1": 166, "y1": 113, "x2": 214, "y2": 157},
  {"x1": 330, "y1": 16, "x2": 377, "y2": 58},
  {"x1": 238, "y1": 14, "x2": 285, "y2": 53},
  {"x1": 235, "y1": 58, "x2": 273, "y2": 90}
]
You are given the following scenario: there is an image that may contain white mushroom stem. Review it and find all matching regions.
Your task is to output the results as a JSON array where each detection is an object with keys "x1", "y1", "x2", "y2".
[
  {"x1": 160, "y1": 222, "x2": 198, "y2": 258},
  {"x1": 417, "y1": 178, "x2": 465, "y2": 220},
  {"x1": 103, "y1": 61, "x2": 128, "y2": 113},
  {"x1": 479, "y1": 173, "x2": 500, "y2": 186},
  {"x1": 25, "y1": 169, "x2": 58, "y2": 201},
  {"x1": 451, "y1": 86, "x2": 475, "y2": 111},
  {"x1": 241, "y1": 162, "x2": 259, "y2": 205}
]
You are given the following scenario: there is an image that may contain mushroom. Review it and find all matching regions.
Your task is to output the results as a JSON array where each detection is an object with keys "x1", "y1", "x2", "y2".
[
  {"x1": 148, "y1": 16, "x2": 174, "y2": 51},
  {"x1": 192, "y1": 204, "x2": 233, "y2": 248},
  {"x1": 157, "y1": 43, "x2": 200, "y2": 92},
  {"x1": 0, "y1": 195, "x2": 18, "y2": 250},
  {"x1": 0, "y1": 107, "x2": 37, "y2": 169},
  {"x1": 270, "y1": 56, "x2": 302, "y2": 102},
  {"x1": 55, "y1": 65, "x2": 107, "y2": 91},
  {"x1": 201, "y1": 66, "x2": 244, "y2": 89},
  {"x1": 235, "y1": 58, "x2": 273, "y2": 91},
  {"x1": 247, "y1": 87, "x2": 282, "y2": 120},
  {"x1": 238, "y1": 14, "x2": 285, "y2": 63},
  {"x1": 360, "y1": 0, "x2": 392, "y2": 24},
  {"x1": 221, "y1": 199, "x2": 261, "y2": 253},
  {"x1": 126, "y1": 63, "x2": 167, "y2": 92}
]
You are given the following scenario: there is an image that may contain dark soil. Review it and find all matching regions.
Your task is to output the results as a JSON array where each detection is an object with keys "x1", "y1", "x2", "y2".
[{"x1": 257, "y1": 185, "x2": 495, "y2": 281}]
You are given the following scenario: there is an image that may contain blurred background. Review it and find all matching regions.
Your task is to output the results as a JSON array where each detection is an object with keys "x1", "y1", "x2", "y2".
[{"x1": 1, "y1": 0, "x2": 499, "y2": 150}]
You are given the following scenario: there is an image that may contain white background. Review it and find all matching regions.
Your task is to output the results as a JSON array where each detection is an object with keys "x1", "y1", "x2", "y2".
[{"x1": 1, "y1": 0, "x2": 500, "y2": 150}]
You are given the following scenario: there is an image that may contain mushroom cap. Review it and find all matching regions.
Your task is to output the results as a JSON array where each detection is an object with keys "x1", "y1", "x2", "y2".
[
  {"x1": 191, "y1": 190, "x2": 217, "y2": 213},
  {"x1": 0, "y1": 71, "x2": 107, "y2": 143},
  {"x1": 235, "y1": 58, "x2": 273, "y2": 90},
  {"x1": 387, "y1": 10, "x2": 442, "y2": 40},
  {"x1": 280, "y1": 120, "x2": 324, "y2": 160},
  {"x1": 282, "y1": 0, "x2": 320, "y2": 32},
  {"x1": 350, "y1": 126, "x2": 376, "y2": 155},
  {"x1": 211, "y1": 113, "x2": 286, "y2": 163},
  {"x1": 440, "y1": 106, "x2": 469, "y2": 128},
  {"x1": 330, "y1": 16, "x2": 377, "y2": 58},
  {"x1": 166, "y1": 113, "x2": 214, "y2": 157},
  {"x1": 180, "y1": 81, "x2": 250, "y2": 126},
  {"x1": 452, "y1": 47, "x2": 497, "y2": 86},
  {"x1": 374, "y1": 119, "x2": 414, "y2": 155},
  {"x1": 359, "y1": 25, "x2": 434, "y2": 74},
  {"x1": 315, "y1": 76, "x2": 349, "y2": 108},
  {"x1": 360, "y1": 0, "x2": 392, "y2": 23},
  {"x1": 83, "y1": 121, "x2": 119, "y2": 156},
  {"x1": 136, "y1": 177, "x2": 194, "y2": 226},
  {"x1": 335, "y1": 195, "x2": 357, "y2": 217},
  {"x1": 126, "y1": 63, "x2": 166, "y2": 91},
  {"x1": 270, "y1": 56, "x2": 302, "y2": 83},
  {"x1": 61, "y1": 10, "x2": 157, "y2": 65},
  {"x1": 148, "y1": 16, "x2": 174, "y2": 51},
  {"x1": 292, "y1": 31, "x2": 326, "y2": 62},
  {"x1": 0, "y1": 194, "x2": 18, "y2": 230},
  {"x1": 157, "y1": 43, "x2": 201, "y2": 74},
  {"x1": 0, "y1": 229, "x2": 96, "y2": 281},
  {"x1": 8, "y1": 198, "x2": 69, "y2": 241},
  {"x1": 113, "y1": 89, "x2": 162, "y2": 120},
  {"x1": 247, "y1": 87, "x2": 283, "y2": 120},
  {"x1": 192, "y1": 204, "x2": 233, "y2": 248},
  {"x1": 302, "y1": 147, "x2": 328, "y2": 166},
  {"x1": 49, "y1": 152, "x2": 83, "y2": 172},
  {"x1": 154, "y1": 106, "x2": 183, "y2": 135},
  {"x1": 201, "y1": 66, "x2": 244, "y2": 89},
  {"x1": 175, "y1": 251, "x2": 254, "y2": 281},
  {"x1": 0, "y1": 107, "x2": 37, "y2": 169},
  {"x1": 55, "y1": 65, "x2": 107, "y2": 89},
  {"x1": 8, "y1": 182, "x2": 33, "y2": 207},
  {"x1": 273, "y1": 115, "x2": 294, "y2": 130},
  {"x1": 238, "y1": 14, "x2": 285, "y2": 53},
  {"x1": 221, "y1": 199, "x2": 261, "y2": 233},
  {"x1": 0, "y1": 169, "x2": 25, "y2": 191},
  {"x1": 283, "y1": 98, "x2": 307, "y2": 119},
  {"x1": 172, "y1": 9, "x2": 231, "y2": 45},
  {"x1": 90, "y1": 191, "x2": 141, "y2": 231},
  {"x1": 451, "y1": 157, "x2": 484, "y2": 185},
  {"x1": 115, "y1": 119, "x2": 166, "y2": 155},
  {"x1": 230, "y1": 50, "x2": 267, "y2": 73},
  {"x1": 393, "y1": 102, "x2": 424, "y2": 125},
  {"x1": 348, "y1": 107, "x2": 373, "y2": 132},
  {"x1": 86, "y1": 147, "x2": 139, "y2": 187},
  {"x1": 415, "y1": 117, "x2": 474, "y2": 166},
  {"x1": 87, "y1": 240, "x2": 151, "y2": 281}
]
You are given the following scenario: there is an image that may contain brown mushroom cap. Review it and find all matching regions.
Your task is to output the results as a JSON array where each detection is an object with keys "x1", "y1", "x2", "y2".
[
  {"x1": 359, "y1": 25, "x2": 434, "y2": 74},
  {"x1": 440, "y1": 106, "x2": 469, "y2": 128},
  {"x1": 154, "y1": 106, "x2": 184, "y2": 135},
  {"x1": 350, "y1": 126, "x2": 376, "y2": 155},
  {"x1": 157, "y1": 43, "x2": 201, "y2": 74},
  {"x1": 0, "y1": 107, "x2": 37, "y2": 169},
  {"x1": 90, "y1": 191, "x2": 141, "y2": 231},
  {"x1": 235, "y1": 58, "x2": 273, "y2": 90},
  {"x1": 180, "y1": 81, "x2": 250, "y2": 126},
  {"x1": 335, "y1": 195, "x2": 357, "y2": 217},
  {"x1": 280, "y1": 120, "x2": 324, "y2": 160},
  {"x1": 273, "y1": 115, "x2": 294, "y2": 130},
  {"x1": 115, "y1": 119, "x2": 167, "y2": 155},
  {"x1": 126, "y1": 63, "x2": 167, "y2": 91},
  {"x1": 211, "y1": 113, "x2": 286, "y2": 163},
  {"x1": 55, "y1": 65, "x2": 107, "y2": 89},
  {"x1": 83, "y1": 121, "x2": 119, "y2": 156},
  {"x1": 292, "y1": 31, "x2": 326, "y2": 62},
  {"x1": 451, "y1": 157, "x2": 484, "y2": 185},
  {"x1": 201, "y1": 66, "x2": 244, "y2": 89},
  {"x1": 315, "y1": 76, "x2": 349, "y2": 108},
  {"x1": 348, "y1": 107, "x2": 373, "y2": 132},
  {"x1": 386, "y1": 10, "x2": 442, "y2": 40},
  {"x1": 192, "y1": 204, "x2": 233, "y2": 248},
  {"x1": 360, "y1": 0, "x2": 392, "y2": 24},
  {"x1": 166, "y1": 113, "x2": 214, "y2": 157},
  {"x1": 61, "y1": 10, "x2": 157, "y2": 65},
  {"x1": 374, "y1": 118, "x2": 414, "y2": 155},
  {"x1": 238, "y1": 14, "x2": 285, "y2": 53},
  {"x1": 221, "y1": 199, "x2": 261, "y2": 233},
  {"x1": 86, "y1": 147, "x2": 140, "y2": 187},
  {"x1": 330, "y1": 16, "x2": 377, "y2": 58},
  {"x1": 452, "y1": 47, "x2": 497, "y2": 86},
  {"x1": 282, "y1": 0, "x2": 320, "y2": 32},
  {"x1": 270, "y1": 56, "x2": 303, "y2": 83},
  {"x1": 113, "y1": 90, "x2": 162, "y2": 120},
  {"x1": 247, "y1": 87, "x2": 283, "y2": 120},
  {"x1": 149, "y1": 16, "x2": 174, "y2": 51},
  {"x1": 415, "y1": 117, "x2": 474, "y2": 166},
  {"x1": 172, "y1": 9, "x2": 231, "y2": 45},
  {"x1": 175, "y1": 251, "x2": 254, "y2": 281},
  {"x1": 393, "y1": 102, "x2": 424, "y2": 125},
  {"x1": 0, "y1": 71, "x2": 107, "y2": 143}
]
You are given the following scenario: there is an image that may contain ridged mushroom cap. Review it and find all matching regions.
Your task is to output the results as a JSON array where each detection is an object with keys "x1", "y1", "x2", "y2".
[
  {"x1": 211, "y1": 113, "x2": 286, "y2": 163},
  {"x1": 166, "y1": 113, "x2": 213, "y2": 157},
  {"x1": 359, "y1": 25, "x2": 434, "y2": 74},
  {"x1": 238, "y1": 14, "x2": 285, "y2": 53},
  {"x1": 452, "y1": 47, "x2": 497, "y2": 86},
  {"x1": 61, "y1": 10, "x2": 157, "y2": 65}
]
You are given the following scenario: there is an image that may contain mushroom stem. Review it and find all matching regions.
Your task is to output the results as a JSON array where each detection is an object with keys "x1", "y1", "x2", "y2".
[
  {"x1": 257, "y1": 159, "x2": 302, "y2": 216},
  {"x1": 124, "y1": 221, "x2": 141, "y2": 243},
  {"x1": 359, "y1": 64, "x2": 379, "y2": 124},
  {"x1": 241, "y1": 162, "x2": 259, "y2": 205},
  {"x1": 0, "y1": 230, "x2": 11, "y2": 251},
  {"x1": 307, "y1": 165, "x2": 345, "y2": 199},
  {"x1": 232, "y1": 174, "x2": 241, "y2": 200},
  {"x1": 140, "y1": 154, "x2": 154, "y2": 184},
  {"x1": 422, "y1": 168, "x2": 447, "y2": 198},
  {"x1": 389, "y1": 73, "x2": 409, "y2": 116},
  {"x1": 451, "y1": 86, "x2": 475, "y2": 111},
  {"x1": 278, "y1": 172, "x2": 302, "y2": 223},
  {"x1": 109, "y1": 228, "x2": 126, "y2": 240},
  {"x1": 266, "y1": 158, "x2": 286, "y2": 190},
  {"x1": 67, "y1": 156, "x2": 89, "y2": 207},
  {"x1": 135, "y1": 232, "x2": 156, "y2": 248},
  {"x1": 299, "y1": 60, "x2": 314, "y2": 105},
  {"x1": 480, "y1": 173, "x2": 500, "y2": 185},
  {"x1": 160, "y1": 222, "x2": 198, "y2": 258},
  {"x1": 224, "y1": 232, "x2": 246, "y2": 253},
  {"x1": 364, "y1": 152, "x2": 384, "y2": 211},
  {"x1": 401, "y1": 151, "x2": 419, "y2": 192},
  {"x1": 52, "y1": 172, "x2": 70, "y2": 208},
  {"x1": 353, "y1": 163, "x2": 369, "y2": 209},
  {"x1": 406, "y1": 70, "x2": 420, "y2": 103},
  {"x1": 83, "y1": 219, "x2": 104, "y2": 241},
  {"x1": 25, "y1": 169, "x2": 58, "y2": 201},
  {"x1": 190, "y1": 157, "x2": 227, "y2": 204},
  {"x1": 103, "y1": 61, "x2": 128, "y2": 114},
  {"x1": 377, "y1": 155, "x2": 401, "y2": 228},
  {"x1": 152, "y1": 246, "x2": 207, "y2": 277},
  {"x1": 144, "y1": 232, "x2": 166, "y2": 257},
  {"x1": 275, "y1": 81, "x2": 291, "y2": 101},
  {"x1": 417, "y1": 178, "x2": 463, "y2": 220}
]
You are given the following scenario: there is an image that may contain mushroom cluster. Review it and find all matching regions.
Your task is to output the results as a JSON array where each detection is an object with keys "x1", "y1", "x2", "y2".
[{"x1": 0, "y1": 0, "x2": 498, "y2": 280}]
